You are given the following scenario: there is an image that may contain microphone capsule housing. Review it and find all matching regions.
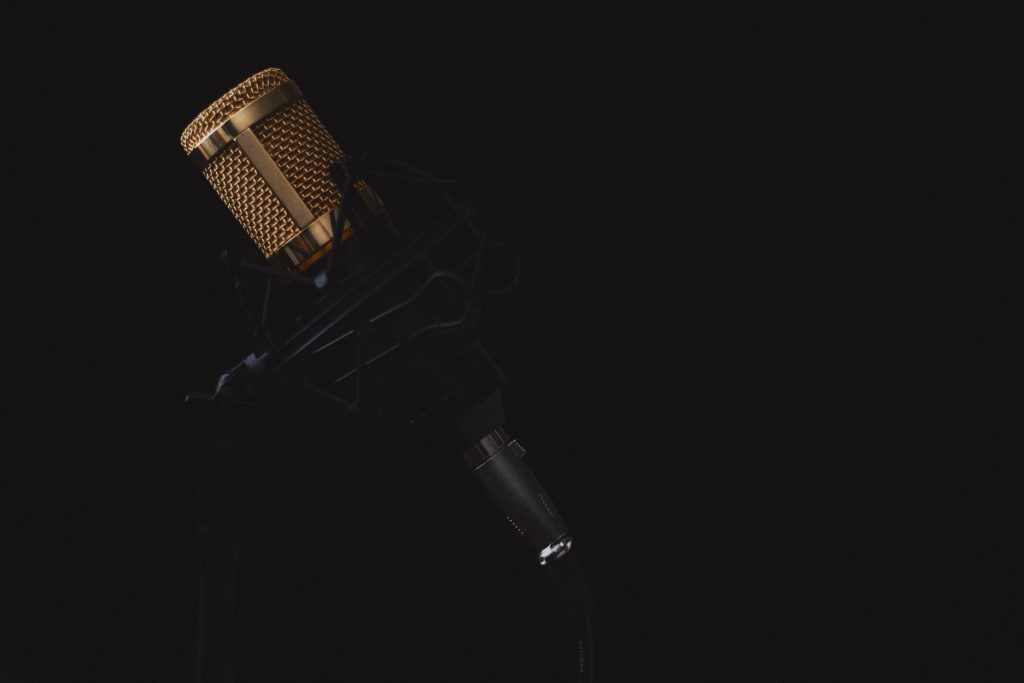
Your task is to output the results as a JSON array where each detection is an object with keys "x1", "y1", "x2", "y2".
[{"x1": 181, "y1": 68, "x2": 384, "y2": 272}]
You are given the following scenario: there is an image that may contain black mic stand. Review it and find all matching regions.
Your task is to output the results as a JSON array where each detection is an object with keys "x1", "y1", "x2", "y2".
[
  {"x1": 186, "y1": 156, "x2": 594, "y2": 682},
  {"x1": 188, "y1": 371, "x2": 255, "y2": 683}
]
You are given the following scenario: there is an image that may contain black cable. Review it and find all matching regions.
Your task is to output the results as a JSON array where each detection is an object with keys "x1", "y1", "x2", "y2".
[
  {"x1": 577, "y1": 613, "x2": 595, "y2": 683},
  {"x1": 544, "y1": 552, "x2": 596, "y2": 682}
]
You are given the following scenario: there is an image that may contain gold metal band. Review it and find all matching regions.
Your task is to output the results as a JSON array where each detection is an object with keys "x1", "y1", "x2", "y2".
[
  {"x1": 275, "y1": 210, "x2": 354, "y2": 271},
  {"x1": 273, "y1": 181, "x2": 385, "y2": 270},
  {"x1": 188, "y1": 80, "x2": 303, "y2": 167}
]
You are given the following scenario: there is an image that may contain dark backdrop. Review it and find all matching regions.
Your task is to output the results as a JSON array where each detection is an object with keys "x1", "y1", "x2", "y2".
[{"x1": 3, "y1": 5, "x2": 1014, "y2": 682}]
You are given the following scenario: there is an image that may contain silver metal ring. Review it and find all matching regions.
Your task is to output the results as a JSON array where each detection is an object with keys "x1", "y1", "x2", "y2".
[{"x1": 538, "y1": 536, "x2": 573, "y2": 565}]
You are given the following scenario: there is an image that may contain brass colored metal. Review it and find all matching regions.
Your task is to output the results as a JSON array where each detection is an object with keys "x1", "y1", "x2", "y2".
[
  {"x1": 275, "y1": 179, "x2": 385, "y2": 271},
  {"x1": 253, "y1": 99, "x2": 346, "y2": 229},
  {"x1": 180, "y1": 68, "x2": 290, "y2": 152},
  {"x1": 234, "y1": 128, "x2": 316, "y2": 228},
  {"x1": 201, "y1": 143, "x2": 296, "y2": 259},
  {"x1": 181, "y1": 67, "x2": 386, "y2": 271},
  {"x1": 276, "y1": 211, "x2": 353, "y2": 271},
  {"x1": 189, "y1": 81, "x2": 303, "y2": 166}
]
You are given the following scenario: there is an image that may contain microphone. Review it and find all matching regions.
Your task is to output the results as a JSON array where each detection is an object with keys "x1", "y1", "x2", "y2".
[
  {"x1": 180, "y1": 67, "x2": 384, "y2": 272},
  {"x1": 180, "y1": 65, "x2": 579, "y2": 563},
  {"x1": 181, "y1": 67, "x2": 594, "y2": 681}
]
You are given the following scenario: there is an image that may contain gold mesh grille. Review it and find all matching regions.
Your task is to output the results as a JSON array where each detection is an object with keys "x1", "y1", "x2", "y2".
[
  {"x1": 180, "y1": 68, "x2": 291, "y2": 152},
  {"x1": 254, "y1": 100, "x2": 344, "y2": 223},
  {"x1": 201, "y1": 144, "x2": 296, "y2": 257},
  {"x1": 181, "y1": 68, "x2": 371, "y2": 262}
]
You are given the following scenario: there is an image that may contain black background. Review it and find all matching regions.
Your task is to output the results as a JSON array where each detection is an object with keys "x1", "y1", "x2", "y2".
[{"x1": 3, "y1": 5, "x2": 1015, "y2": 682}]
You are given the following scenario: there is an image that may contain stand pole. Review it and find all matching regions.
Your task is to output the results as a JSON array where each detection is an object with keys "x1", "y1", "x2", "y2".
[{"x1": 192, "y1": 375, "x2": 253, "y2": 683}]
